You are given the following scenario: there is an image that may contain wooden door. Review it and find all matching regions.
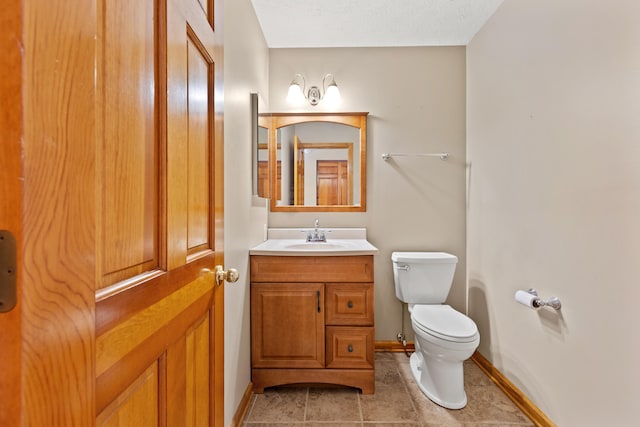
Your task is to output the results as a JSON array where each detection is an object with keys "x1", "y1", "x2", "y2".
[
  {"x1": 0, "y1": 0, "x2": 22, "y2": 424},
  {"x1": 3, "y1": 0, "x2": 226, "y2": 425},
  {"x1": 257, "y1": 161, "x2": 281, "y2": 200},
  {"x1": 251, "y1": 283, "x2": 325, "y2": 369},
  {"x1": 317, "y1": 160, "x2": 349, "y2": 205},
  {"x1": 294, "y1": 136, "x2": 305, "y2": 204},
  {"x1": 258, "y1": 161, "x2": 269, "y2": 198}
]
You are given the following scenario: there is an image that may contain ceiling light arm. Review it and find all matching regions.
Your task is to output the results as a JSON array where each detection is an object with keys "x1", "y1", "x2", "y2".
[
  {"x1": 322, "y1": 73, "x2": 336, "y2": 94},
  {"x1": 286, "y1": 73, "x2": 307, "y2": 105},
  {"x1": 292, "y1": 73, "x2": 306, "y2": 93},
  {"x1": 321, "y1": 73, "x2": 341, "y2": 106}
]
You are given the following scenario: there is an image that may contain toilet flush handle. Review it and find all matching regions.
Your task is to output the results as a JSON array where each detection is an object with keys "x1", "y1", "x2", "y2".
[{"x1": 396, "y1": 264, "x2": 410, "y2": 271}]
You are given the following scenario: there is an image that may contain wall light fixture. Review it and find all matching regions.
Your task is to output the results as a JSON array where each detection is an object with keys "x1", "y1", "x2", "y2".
[{"x1": 286, "y1": 73, "x2": 342, "y2": 107}]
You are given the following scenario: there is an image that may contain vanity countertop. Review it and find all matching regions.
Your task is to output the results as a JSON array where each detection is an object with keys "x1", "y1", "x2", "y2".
[{"x1": 249, "y1": 228, "x2": 378, "y2": 256}]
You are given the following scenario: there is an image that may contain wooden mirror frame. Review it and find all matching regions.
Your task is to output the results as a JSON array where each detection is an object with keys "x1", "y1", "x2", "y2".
[{"x1": 262, "y1": 112, "x2": 368, "y2": 213}]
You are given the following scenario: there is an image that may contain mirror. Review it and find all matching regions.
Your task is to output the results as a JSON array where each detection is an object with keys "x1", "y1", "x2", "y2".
[
  {"x1": 251, "y1": 93, "x2": 260, "y2": 196},
  {"x1": 251, "y1": 92, "x2": 273, "y2": 199},
  {"x1": 259, "y1": 112, "x2": 368, "y2": 212},
  {"x1": 256, "y1": 121, "x2": 271, "y2": 198}
]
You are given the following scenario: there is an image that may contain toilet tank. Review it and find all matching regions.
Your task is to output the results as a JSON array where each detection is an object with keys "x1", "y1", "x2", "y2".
[{"x1": 392, "y1": 252, "x2": 458, "y2": 304}]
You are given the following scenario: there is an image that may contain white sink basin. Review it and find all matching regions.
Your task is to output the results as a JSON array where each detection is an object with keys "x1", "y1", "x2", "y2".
[
  {"x1": 249, "y1": 228, "x2": 378, "y2": 256},
  {"x1": 284, "y1": 243, "x2": 347, "y2": 250}
]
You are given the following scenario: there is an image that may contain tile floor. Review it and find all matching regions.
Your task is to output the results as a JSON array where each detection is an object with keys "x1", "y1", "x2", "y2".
[{"x1": 243, "y1": 352, "x2": 534, "y2": 426}]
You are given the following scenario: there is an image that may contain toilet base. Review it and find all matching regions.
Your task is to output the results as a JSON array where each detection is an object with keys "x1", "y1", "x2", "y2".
[{"x1": 409, "y1": 351, "x2": 468, "y2": 409}]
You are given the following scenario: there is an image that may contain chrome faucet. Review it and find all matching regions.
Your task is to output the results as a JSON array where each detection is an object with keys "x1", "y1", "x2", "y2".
[{"x1": 306, "y1": 218, "x2": 326, "y2": 242}]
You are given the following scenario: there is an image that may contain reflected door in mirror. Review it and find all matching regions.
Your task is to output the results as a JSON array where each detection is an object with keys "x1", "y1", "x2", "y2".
[{"x1": 317, "y1": 160, "x2": 349, "y2": 205}]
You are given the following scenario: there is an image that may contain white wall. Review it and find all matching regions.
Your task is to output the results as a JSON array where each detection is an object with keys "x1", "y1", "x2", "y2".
[
  {"x1": 467, "y1": 1, "x2": 640, "y2": 425},
  {"x1": 223, "y1": 0, "x2": 269, "y2": 425},
  {"x1": 268, "y1": 48, "x2": 467, "y2": 341}
]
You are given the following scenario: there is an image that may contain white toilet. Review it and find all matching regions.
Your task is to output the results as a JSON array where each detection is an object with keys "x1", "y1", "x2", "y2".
[{"x1": 392, "y1": 252, "x2": 479, "y2": 409}]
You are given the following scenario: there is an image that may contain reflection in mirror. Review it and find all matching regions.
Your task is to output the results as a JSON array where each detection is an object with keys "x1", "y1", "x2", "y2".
[
  {"x1": 256, "y1": 122, "x2": 274, "y2": 199},
  {"x1": 277, "y1": 122, "x2": 359, "y2": 206},
  {"x1": 261, "y1": 112, "x2": 367, "y2": 213},
  {"x1": 251, "y1": 93, "x2": 269, "y2": 198}
]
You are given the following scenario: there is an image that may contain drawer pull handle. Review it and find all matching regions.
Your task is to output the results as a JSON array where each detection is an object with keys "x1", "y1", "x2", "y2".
[
  {"x1": 317, "y1": 290, "x2": 321, "y2": 313},
  {"x1": 348, "y1": 344, "x2": 354, "y2": 353},
  {"x1": 347, "y1": 300, "x2": 353, "y2": 308}
]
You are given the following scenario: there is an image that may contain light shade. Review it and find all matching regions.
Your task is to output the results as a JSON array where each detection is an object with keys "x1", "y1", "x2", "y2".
[
  {"x1": 323, "y1": 82, "x2": 341, "y2": 106},
  {"x1": 286, "y1": 82, "x2": 306, "y2": 105}
]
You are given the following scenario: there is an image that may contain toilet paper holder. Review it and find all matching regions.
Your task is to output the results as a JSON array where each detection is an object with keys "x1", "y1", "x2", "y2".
[{"x1": 525, "y1": 288, "x2": 562, "y2": 310}]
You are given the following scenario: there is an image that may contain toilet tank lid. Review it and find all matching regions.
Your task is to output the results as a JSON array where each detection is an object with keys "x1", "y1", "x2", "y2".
[{"x1": 391, "y1": 252, "x2": 458, "y2": 264}]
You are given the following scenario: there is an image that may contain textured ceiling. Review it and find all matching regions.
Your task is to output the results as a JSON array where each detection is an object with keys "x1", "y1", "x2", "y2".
[{"x1": 251, "y1": 0, "x2": 504, "y2": 48}]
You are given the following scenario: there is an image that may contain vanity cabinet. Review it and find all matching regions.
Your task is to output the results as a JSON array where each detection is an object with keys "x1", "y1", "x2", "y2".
[{"x1": 250, "y1": 255, "x2": 375, "y2": 394}]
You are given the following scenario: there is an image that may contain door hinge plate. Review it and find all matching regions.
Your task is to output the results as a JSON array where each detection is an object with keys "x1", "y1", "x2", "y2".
[{"x1": 0, "y1": 230, "x2": 17, "y2": 313}]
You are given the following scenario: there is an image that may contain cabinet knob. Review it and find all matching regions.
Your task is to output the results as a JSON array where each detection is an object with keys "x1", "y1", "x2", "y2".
[
  {"x1": 347, "y1": 300, "x2": 353, "y2": 308},
  {"x1": 348, "y1": 344, "x2": 354, "y2": 353}
]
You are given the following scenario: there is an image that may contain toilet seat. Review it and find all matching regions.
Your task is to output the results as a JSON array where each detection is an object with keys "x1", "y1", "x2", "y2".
[{"x1": 411, "y1": 305, "x2": 478, "y2": 343}]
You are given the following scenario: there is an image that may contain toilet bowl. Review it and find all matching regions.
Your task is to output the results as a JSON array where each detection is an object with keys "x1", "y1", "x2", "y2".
[
  {"x1": 409, "y1": 304, "x2": 479, "y2": 408},
  {"x1": 392, "y1": 252, "x2": 480, "y2": 409}
]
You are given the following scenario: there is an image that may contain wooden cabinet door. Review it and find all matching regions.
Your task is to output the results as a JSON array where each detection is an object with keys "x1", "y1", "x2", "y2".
[
  {"x1": 7, "y1": 0, "x2": 227, "y2": 425},
  {"x1": 251, "y1": 283, "x2": 325, "y2": 368}
]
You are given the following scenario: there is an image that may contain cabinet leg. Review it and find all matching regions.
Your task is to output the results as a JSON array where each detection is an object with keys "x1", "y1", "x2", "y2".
[{"x1": 360, "y1": 382, "x2": 375, "y2": 395}]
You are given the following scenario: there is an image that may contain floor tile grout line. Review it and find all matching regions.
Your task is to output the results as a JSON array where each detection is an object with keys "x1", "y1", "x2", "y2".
[
  {"x1": 357, "y1": 388, "x2": 364, "y2": 424},
  {"x1": 393, "y1": 353, "x2": 422, "y2": 418},
  {"x1": 303, "y1": 386, "x2": 309, "y2": 425},
  {"x1": 401, "y1": 355, "x2": 489, "y2": 424},
  {"x1": 243, "y1": 394, "x2": 257, "y2": 425}
]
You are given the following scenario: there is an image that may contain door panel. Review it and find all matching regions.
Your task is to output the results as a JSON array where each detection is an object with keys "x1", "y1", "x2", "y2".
[
  {"x1": 167, "y1": 313, "x2": 211, "y2": 426},
  {"x1": 197, "y1": 0, "x2": 214, "y2": 25},
  {"x1": 96, "y1": 363, "x2": 159, "y2": 427},
  {"x1": 187, "y1": 35, "x2": 213, "y2": 253},
  {"x1": 100, "y1": 0, "x2": 159, "y2": 288}
]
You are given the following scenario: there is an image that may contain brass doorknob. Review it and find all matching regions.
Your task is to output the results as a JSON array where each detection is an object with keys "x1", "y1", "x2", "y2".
[{"x1": 214, "y1": 265, "x2": 239, "y2": 286}]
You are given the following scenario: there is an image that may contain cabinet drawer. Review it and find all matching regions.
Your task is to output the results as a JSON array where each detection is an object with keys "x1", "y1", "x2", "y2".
[
  {"x1": 325, "y1": 326, "x2": 374, "y2": 369},
  {"x1": 251, "y1": 255, "x2": 373, "y2": 283},
  {"x1": 325, "y1": 283, "x2": 374, "y2": 326}
]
